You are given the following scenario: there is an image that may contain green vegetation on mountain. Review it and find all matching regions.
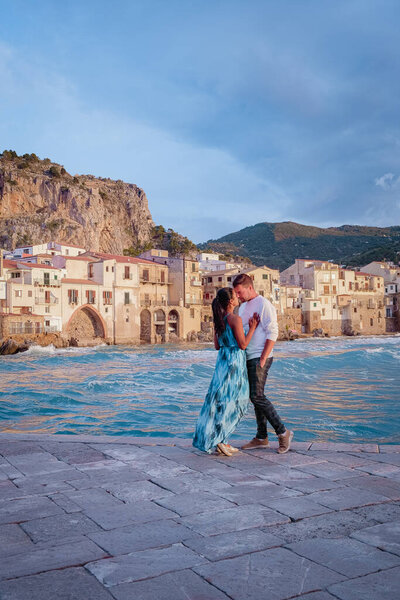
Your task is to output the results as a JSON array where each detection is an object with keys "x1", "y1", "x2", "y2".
[{"x1": 200, "y1": 221, "x2": 400, "y2": 270}]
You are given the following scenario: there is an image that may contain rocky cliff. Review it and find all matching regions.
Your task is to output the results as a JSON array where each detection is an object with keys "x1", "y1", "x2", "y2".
[{"x1": 0, "y1": 151, "x2": 154, "y2": 253}]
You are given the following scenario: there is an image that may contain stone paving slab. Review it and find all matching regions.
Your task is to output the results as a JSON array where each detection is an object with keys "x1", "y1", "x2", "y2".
[
  {"x1": 0, "y1": 495, "x2": 63, "y2": 525},
  {"x1": 0, "y1": 567, "x2": 115, "y2": 599},
  {"x1": 194, "y1": 547, "x2": 345, "y2": 600},
  {"x1": 88, "y1": 519, "x2": 198, "y2": 555},
  {"x1": 287, "y1": 537, "x2": 400, "y2": 577},
  {"x1": 212, "y1": 480, "x2": 301, "y2": 505},
  {"x1": 86, "y1": 542, "x2": 207, "y2": 587},
  {"x1": 264, "y1": 509, "x2": 378, "y2": 544},
  {"x1": 0, "y1": 538, "x2": 107, "y2": 580},
  {"x1": 110, "y1": 569, "x2": 231, "y2": 600},
  {"x1": 328, "y1": 565, "x2": 400, "y2": 600},
  {"x1": 20, "y1": 512, "x2": 102, "y2": 544},
  {"x1": 1, "y1": 434, "x2": 399, "y2": 599},
  {"x1": 183, "y1": 527, "x2": 282, "y2": 560},
  {"x1": 351, "y1": 521, "x2": 400, "y2": 556},
  {"x1": 179, "y1": 503, "x2": 290, "y2": 536}
]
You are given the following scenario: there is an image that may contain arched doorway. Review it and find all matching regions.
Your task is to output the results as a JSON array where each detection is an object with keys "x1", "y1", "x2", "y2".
[
  {"x1": 140, "y1": 309, "x2": 152, "y2": 343},
  {"x1": 168, "y1": 309, "x2": 179, "y2": 338},
  {"x1": 154, "y1": 309, "x2": 166, "y2": 342},
  {"x1": 66, "y1": 306, "x2": 105, "y2": 344}
]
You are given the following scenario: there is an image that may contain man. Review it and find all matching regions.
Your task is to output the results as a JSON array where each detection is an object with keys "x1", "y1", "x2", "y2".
[{"x1": 233, "y1": 273, "x2": 293, "y2": 453}]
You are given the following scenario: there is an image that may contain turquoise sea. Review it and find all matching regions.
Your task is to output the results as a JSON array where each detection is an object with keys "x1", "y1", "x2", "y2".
[{"x1": 0, "y1": 336, "x2": 399, "y2": 443}]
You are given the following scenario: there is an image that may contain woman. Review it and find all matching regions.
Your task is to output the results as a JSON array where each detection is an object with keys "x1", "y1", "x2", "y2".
[{"x1": 193, "y1": 287, "x2": 259, "y2": 456}]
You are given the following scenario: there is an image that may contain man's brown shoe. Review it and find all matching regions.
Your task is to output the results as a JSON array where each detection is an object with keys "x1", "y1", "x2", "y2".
[
  {"x1": 241, "y1": 437, "x2": 269, "y2": 450},
  {"x1": 277, "y1": 430, "x2": 294, "y2": 454}
]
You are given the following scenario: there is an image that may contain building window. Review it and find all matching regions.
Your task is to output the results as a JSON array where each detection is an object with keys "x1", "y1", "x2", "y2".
[
  {"x1": 124, "y1": 292, "x2": 130, "y2": 305},
  {"x1": 386, "y1": 308, "x2": 391, "y2": 317},
  {"x1": 45, "y1": 291, "x2": 50, "y2": 303},
  {"x1": 112, "y1": 266, "x2": 114, "y2": 273},
  {"x1": 190, "y1": 308, "x2": 195, "y2": 318},
  {"x1": 88, "y1": 264, "x2": 94, "y2": 278},
  {"x1": 103, "y1": 291, "x2": 112, "y2": 305},
  {"x1": 227, "y1": 277, "x2": 231, "y2": 282},
  {"x1": 11, "y1": 272, "x2": 21, "y2": 278},
  {"x1": 323, "y1": 285, "x2": 329, "y2": 295},
  {"x1": 207, "y1": 277, "x2": 212, "y2": 283},
  {"x1": 161, "y1": 271, "x2": 165, "y2": 283},
  {"x1": 322, "y1": 308, "x2": 326, "y2": 316},
  {"x1": 68, "y1": 289, "x2": 78, "y2": 304},
  {"x1": 28, "y1": 290, "x2": 32, "y2": 297},
  {"x1": 262, "y1": 274, "x2": 268, "y2": 280},
  {"x1": 354, "y1": 307, "x2": 357, "y2": 313},
  {"x1": 205, "y1": 293, "x2": 209, "y2": 299},
  {"x1": 142, "y1": 269, "x2": 149, "y2": 282},
  {"x1": 45, "y1": 306, "x2": 50, "y2": 313},
  {"x1": 86, "y1": 290, "x2": 96, "y2": 304},
  {"x1": 15, "y1": 290, "x2": 22, "y2": 297},
  {"x1": 370, "y1": 318, "x2": 373, "y2": 326},
  {"x1": 192, "y1": 263, "x2": 196, "y2": 272},
  {"x1": 106, "y1": 266, "x2": 109, "y2": 272},
  {"x1": 218, "y1": 277, "x2": 222, "y2": 282},
  {"x1": 45, "y1": 320, "x2": 50, "y2": 327},
  {"x1": 313, "y1": 302, "x2": 317, "y2": 307},
  {"x1": 332, "y1": 286, "x2": 337, "y2": 293},
  {"x1": 44, "y1": 273, "x2": 50, "y2": 285},
  {"x1": 124, "y1": 266, "x2": 130, "y2": 280},
  {"x1": 65, "y1": 249, "x2": 69, "y2": 256}
]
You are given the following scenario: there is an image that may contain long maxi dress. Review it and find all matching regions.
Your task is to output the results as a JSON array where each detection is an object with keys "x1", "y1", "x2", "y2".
[{"x1": 193, "y1": 317, "x2": 250, "y2": 453}]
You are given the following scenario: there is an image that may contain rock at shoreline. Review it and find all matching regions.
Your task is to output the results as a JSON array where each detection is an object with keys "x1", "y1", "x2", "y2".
[{"x1": 0, "y1": 338, "x2": 28, "y2": 355}]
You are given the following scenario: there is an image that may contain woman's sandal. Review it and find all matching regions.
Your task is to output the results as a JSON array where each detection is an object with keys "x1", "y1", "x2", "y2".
[
  {"x1": 216, "y1": 443, "x2": 233, "y2": 456},
  {"x1": 226, "y1": 444, "x2": 239, "y2": 453}
]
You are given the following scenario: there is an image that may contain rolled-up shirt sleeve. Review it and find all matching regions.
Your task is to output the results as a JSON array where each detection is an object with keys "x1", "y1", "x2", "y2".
[{"x1": 260, "y1": 300, "x2": 279, "y2": 342}]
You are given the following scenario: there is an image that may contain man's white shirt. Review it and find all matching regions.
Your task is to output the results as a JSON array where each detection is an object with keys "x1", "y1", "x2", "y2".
[{"x1": 238, "y1": 295, "x2": 279, "y2": 360}]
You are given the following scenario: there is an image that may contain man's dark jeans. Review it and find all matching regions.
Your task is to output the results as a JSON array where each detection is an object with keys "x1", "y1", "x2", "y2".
[{"x1": 246, "y1": 357, "x2": 285, "y2": 439}]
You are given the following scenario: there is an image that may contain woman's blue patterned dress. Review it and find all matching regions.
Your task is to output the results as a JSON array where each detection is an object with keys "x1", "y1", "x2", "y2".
[{"x1": 193, "y1": 317, "x2": 249, "y2": 453}]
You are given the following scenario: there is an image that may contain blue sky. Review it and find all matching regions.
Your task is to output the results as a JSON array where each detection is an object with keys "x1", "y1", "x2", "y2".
[{"x1": 1, "y1": 0, "x2": 400, "y2": 242}]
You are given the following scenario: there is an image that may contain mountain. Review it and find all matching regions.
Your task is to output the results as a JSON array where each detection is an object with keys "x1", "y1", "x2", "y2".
[
  {"x1": 200, "y1": 221, "x2": 400, "y2": 270},
  {"x1": 0, "y1": 150, "x2": 196, "y2": 257}
]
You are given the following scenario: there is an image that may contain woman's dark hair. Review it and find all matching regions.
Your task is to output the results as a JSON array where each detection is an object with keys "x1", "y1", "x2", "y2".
[{"x1": 212, "y1": 287, "x2": 234, "y2": 338}]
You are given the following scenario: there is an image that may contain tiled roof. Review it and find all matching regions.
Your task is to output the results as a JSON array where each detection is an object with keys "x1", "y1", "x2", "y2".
[
  {"x1": 87, "y1": 252, "x2": 156, "y2": 265},
  {"x1": 61, "y1": 278, "x2": 98, "y2": 285}
]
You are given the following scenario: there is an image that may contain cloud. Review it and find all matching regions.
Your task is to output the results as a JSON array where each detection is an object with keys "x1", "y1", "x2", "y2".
[
  {"x1": 375, "y1": 173, "x2": 399, "y2": 191},
  {"x1": 0, "y1": 41, "x2": 292, "y2": 242}
]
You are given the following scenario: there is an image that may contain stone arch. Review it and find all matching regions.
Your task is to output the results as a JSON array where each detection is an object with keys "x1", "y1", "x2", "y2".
[
  {"x1": 66, "y1": 305, "x2": 106, "y2": 342},
  {"x1": 168, "y1": 309, "x2": 180, "y2": 338},
  {"x1": 140, "y1": 309, "x2": 152, "y2": 343}
]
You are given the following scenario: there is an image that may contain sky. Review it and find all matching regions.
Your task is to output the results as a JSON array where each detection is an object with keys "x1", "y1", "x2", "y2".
[{"x1": 1, "y1": 0, "x2": 400, "y2": 243}]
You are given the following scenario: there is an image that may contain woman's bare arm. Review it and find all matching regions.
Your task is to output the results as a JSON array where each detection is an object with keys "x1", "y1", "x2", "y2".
[{"x1": 226, "y1": 313, "x2": 258, "y2": 350}]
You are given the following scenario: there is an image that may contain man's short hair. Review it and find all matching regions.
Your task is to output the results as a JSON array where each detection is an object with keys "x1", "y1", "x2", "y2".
[{"x1": 232, "y1": 273, "x2": 253, "y2": 288}]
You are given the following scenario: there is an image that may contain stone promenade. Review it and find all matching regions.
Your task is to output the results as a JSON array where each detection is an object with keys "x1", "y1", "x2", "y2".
[{"x1": 0, "y1": 434, "x2": 399, "y2": 599}]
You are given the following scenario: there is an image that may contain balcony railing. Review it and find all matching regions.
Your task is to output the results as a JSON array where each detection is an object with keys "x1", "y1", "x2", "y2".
[
  {"x1": 140, "y1": 299, "x2": 168, "y2": 307},
  {"x1": 140, "y1": 277, "x2": 170, "y2": 284},
  {"x1": 33, "y1": 278, "x2": 61, "y2": 287},
  {"x1": 9, "y1": 323, "x2": 43, "y2": 334},
  {"x1": 35, "y1": 296, "x2": 59, "y2": 305}
]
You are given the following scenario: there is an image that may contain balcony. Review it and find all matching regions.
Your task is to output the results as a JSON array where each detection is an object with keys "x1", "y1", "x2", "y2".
[
  {"x1": 33, "y1": 278, "x2": 61, "y2": 287},
  {"x1": 35, "y1": 296, "x2": 59, "y2": 305},
  {"x1": 140, "y1": 299, "x2": 168, "y2": 307},
  {"x1": 190, "y1": 278, "x2": 202, "y2": 287},
  {"x1": 140, "y1": 277, "x2": 170, "y2": 284}
]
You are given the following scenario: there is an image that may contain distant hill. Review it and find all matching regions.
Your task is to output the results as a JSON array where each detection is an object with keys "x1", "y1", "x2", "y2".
[{"x1": 200, "y1": 222, "x2": 400, "y2": 271}]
